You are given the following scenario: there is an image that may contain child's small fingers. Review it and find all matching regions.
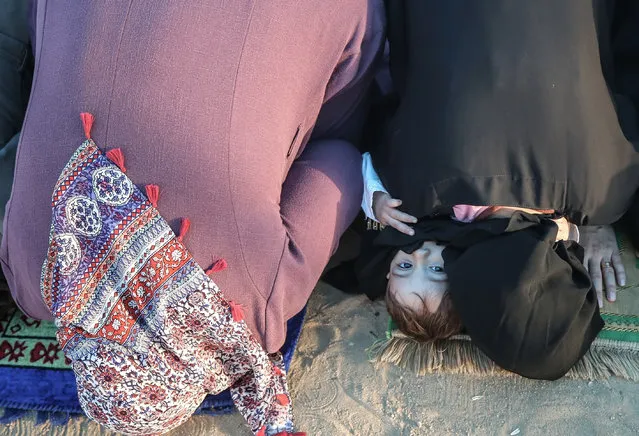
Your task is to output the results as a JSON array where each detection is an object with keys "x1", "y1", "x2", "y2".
[
  {"x1": 389, "y1": 209, "x2": 418, "y2": 224},
  {"x1": 387, "y1": 218, "x2": 415, "y2": 236},
  {"x1": 378, "y1": 214, "x2": 392, "y2": 227}
]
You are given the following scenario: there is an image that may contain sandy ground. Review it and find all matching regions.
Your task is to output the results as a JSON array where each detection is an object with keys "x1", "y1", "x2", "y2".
[{"x1": 2, "y1": 282, "x2": 639, "y2": 436}]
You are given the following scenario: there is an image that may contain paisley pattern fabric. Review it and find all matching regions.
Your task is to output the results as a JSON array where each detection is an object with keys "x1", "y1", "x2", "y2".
[
  {"x1": 91, "y1": 166, "x2": 134, "y2": 206},
  {"x1": 40, "y1": 118, "x2": 300, "y2": 436},
  {"x1": 53, "y1": 233, "x2": 82, "y2": 276},
  {"x1": 64, "y1": 196, "x2": 102, "y2": 237}
]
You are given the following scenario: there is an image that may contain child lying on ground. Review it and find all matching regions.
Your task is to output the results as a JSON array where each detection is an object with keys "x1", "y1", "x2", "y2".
[{"x1": 360, "y1": 152, "x2": 581, "y2": 342}]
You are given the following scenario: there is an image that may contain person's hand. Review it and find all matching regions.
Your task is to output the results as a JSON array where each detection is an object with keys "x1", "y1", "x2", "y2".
[
  {"x1": 372, "y1": 191, "x2": 417, "y2": 235},
  {"x1": 579, "y1": 225, "x2": 626, "y2": 307}
]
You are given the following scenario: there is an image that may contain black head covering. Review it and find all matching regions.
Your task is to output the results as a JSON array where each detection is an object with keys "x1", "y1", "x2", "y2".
[
  {"x1": 356, "y1": 212, "x2": 603, "y2": 380},
  {"x1": 443, "y1": 217, "x2": 603, "y2": 380}
]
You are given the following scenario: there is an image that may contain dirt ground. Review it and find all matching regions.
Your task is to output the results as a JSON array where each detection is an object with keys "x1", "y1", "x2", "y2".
[{"x1": 2, "y1": 282, "x2": 639, "y2": 436}]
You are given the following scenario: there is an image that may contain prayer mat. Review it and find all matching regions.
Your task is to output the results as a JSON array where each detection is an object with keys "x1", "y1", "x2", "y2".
[
  {"x1": 0, "y1": 299, "x2": 305, "y2": 425},
  {"x1": 370, "y1": 232, "x2": 639, "y2": 381}
]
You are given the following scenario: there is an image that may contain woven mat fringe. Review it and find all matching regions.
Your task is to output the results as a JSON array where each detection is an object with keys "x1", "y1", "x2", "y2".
[{"x1": 368, "y1": 335, "x2": 639, "y2": 381}]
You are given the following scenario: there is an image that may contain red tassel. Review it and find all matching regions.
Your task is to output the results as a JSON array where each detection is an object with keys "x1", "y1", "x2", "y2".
[
  {"x1": 106, "y1": 148, "x2": 127, "y2": 173},
  {"x1": 177, "y1": 218, "x2": 191, "y2": 242},
  {"x1": 276, "y1": 394, "x2": 290, "y2": 407},
  {"x1": 273, "y1": 366, "x2": 284, "y2": 377},
  {"x1": 205, "y1": 258, "x2": 227, "y2": 275},
  {"x1": 228, "y1": 301, "x2": 244, "y2": 322},
  {"x1": 145, "y1": 184, "x2": 160, "y2": 208},
  {"x1": 80, "y1": 112, "x2": 94, "y2": 139},
  {"x1": 256, "y1": 426, "x2": 266, "y2": 436}
]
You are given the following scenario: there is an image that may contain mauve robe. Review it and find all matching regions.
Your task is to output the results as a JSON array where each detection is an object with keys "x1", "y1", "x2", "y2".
[{"x1": 0, "y1": 0, "x2": 385, "y2": 353}]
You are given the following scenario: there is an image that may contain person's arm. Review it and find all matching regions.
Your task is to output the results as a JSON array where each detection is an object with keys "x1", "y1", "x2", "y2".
[
  {"x1": 610, "y1": 0, "x2": 639, "y2": 134},
  {"x1": 361, "y1": 152, "x2": 388, "y2": 220},
  {"x1": 615, "y1": 0, "x2": 639, "y2": 267},
  {"x1": 258, "y1": 1, "x2": 386, "y2": 353},
  {"x1": 362, "y1": 152, "x2": 416, "y2": 235},
  {"x1": 572, "y1": 0, "x2": 636, "y2": 308},
  {"x1": 615, "y1": 0, "x2": 639, "y2": 245},
  {"x1": 309, "y1": 1, "x2": 385, "y2": 147}
]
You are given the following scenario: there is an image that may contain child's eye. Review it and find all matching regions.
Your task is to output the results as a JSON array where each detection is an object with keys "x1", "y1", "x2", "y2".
[
  {"x1": 429, "y1": 266, "x2": 445, "y2": 273},
  {"x1": 398, "y1": 262, "x2": 413, "y2": 269}
]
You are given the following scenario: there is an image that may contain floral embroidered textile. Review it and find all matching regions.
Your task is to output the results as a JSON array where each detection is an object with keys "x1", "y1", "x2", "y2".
[{"x1": 39, "y1": 115, "x2": 301, "y2": 436}]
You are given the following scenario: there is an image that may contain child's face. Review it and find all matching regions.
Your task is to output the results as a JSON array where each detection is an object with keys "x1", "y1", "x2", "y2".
[{"x1": 387, "y1": 241, "x2": 448, "y2": 313}]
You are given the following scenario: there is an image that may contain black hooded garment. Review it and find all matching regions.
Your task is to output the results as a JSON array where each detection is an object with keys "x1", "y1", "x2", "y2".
[
  {"x1": 374, "y1": 0, "x2": 639, "y2": 227},
  {"x1": 355, "y1": 213, "x2": 603, "y2": 381},
  {"x1": 349, "y1": 0, "x2": 639, "y2": 380}
]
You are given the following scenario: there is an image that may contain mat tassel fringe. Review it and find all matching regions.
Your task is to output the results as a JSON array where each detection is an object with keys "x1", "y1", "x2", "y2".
[{"x1": 369, "y1": 333, "x2": 639, "y2": 381}]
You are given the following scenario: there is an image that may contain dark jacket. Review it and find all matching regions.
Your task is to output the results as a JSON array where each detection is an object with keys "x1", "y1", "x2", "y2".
[
  {"x1": 0, "y1": 0, "x2": 33, "y2": 229},
  {"x1": 373, "y1": 0, "x2": 639, "y2": 227}
]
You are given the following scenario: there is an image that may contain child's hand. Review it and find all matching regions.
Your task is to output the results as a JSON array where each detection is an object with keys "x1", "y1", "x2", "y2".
[{"x1": 372, "y1": 191, "x2": 417, "y2": 235}]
